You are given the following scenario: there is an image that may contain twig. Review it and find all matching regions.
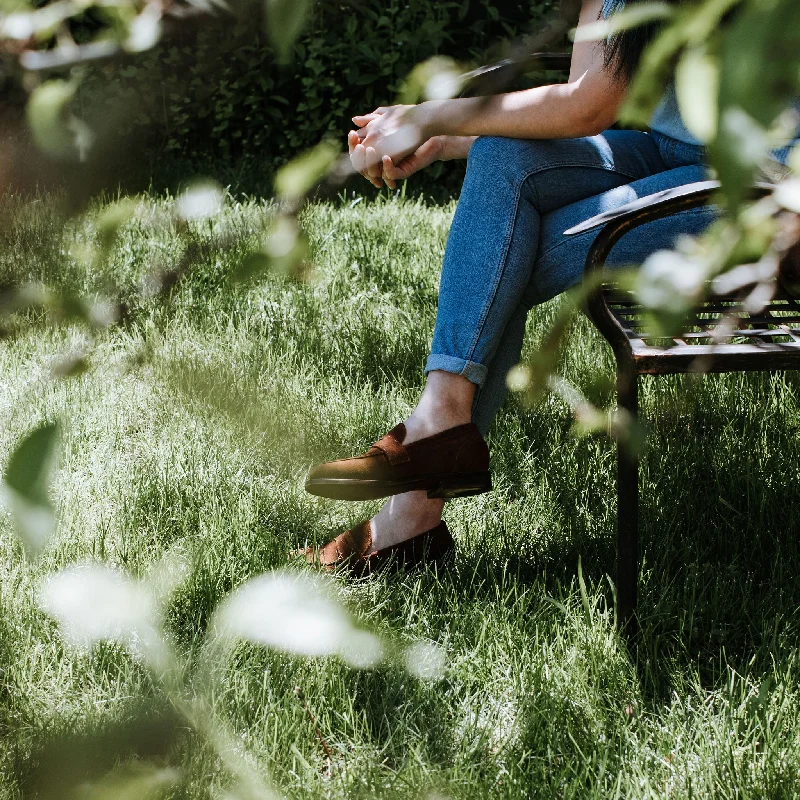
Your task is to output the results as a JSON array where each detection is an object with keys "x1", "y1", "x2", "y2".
[{"x1": 293, "y1": 686, "x2": 332, "y2": 762}]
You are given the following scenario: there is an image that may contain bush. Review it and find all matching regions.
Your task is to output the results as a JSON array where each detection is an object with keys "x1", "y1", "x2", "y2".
[{"x1": 78, "y1": 0, "x2": 559, "y2": 194}]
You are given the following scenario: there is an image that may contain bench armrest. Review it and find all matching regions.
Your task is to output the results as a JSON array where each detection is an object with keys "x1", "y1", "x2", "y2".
[
  {"x1": 579, "y1": 181, "x2": 776, "y2": 359},
  {"x1": 567, "y1": 181, "x2": 722, "y2": 237},
  {"x1": 462, "y1": 53, "x2": 571, "y2": 96}
]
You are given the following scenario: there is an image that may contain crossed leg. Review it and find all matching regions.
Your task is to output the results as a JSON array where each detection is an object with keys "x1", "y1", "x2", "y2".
[{"x1": 363, "y1": 133, "x2": 712, "y2": 549}]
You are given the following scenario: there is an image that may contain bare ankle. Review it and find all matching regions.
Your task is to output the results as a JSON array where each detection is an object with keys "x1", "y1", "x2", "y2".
[
  {"x1": 370, "y1": 492, "x2": 445, "y2": 549},
  {"x1": 404, "y1": 371, "x2": 476, "y2": 444}
]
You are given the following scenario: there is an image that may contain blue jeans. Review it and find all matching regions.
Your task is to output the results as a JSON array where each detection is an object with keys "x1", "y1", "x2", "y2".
[{"x1": 425, "y1": 129, "x2": 713, "y2": 434}]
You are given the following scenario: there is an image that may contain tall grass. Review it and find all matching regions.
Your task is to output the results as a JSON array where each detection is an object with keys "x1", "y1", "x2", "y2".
[{"x1": 1, "y1": 191, "x2": 800, "y2": 798}]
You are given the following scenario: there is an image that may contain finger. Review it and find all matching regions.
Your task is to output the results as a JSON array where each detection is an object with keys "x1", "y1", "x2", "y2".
[
  {"x1": 352, "y1": 113, "x2": 380, "y2": 125},
  {"x1": 350, "y1": 142, "x2": 366, "y2": 174},
  {"x1": 351, "y1": 143, "x2": 381, "y2": 187},
  {"x1": 381, "y1": 156, "x2": 396, "y2": 190},
  {"x1": 388, "y1": 154, "x2": 418, "y2": 180},
  {"x1": 365, "y1": 146, "x2": 382, "y2": 178},
  {"x1": 348, "y1": 130, "x2": 359, "y2": 155},
  {"x1": 382, "y1": 155, "x2": 399, "y2": 189}
]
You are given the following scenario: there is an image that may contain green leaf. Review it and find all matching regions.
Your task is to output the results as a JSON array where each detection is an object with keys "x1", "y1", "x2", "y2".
[
  {"x1": 506, "y1": 364, "x2": 532, "y2": 393},
  {"x1": 263, "y1": 214, "x2": 309, "y2": 276},
  {"x1": 26, "y1": 80, "x2": 81, "y2": 160},
  {"x1": 175, "y1": 180, "x2": 223, "y2": 221},
  {"x1": 620, "y1": 0, "x2": 739, "y2": 128},
  {"x1": 774, "y1": 179, "x2": 800, "y2": 214},
  {"x1": 233, "y1": 250, "x2": 273, "y2": 283},
  {"x1": 40, "y1": 564, "x2": 158, "y2": 651},
  {"x1": 788, "y1": 145, "x2": 800, "y2": 175},
  {"x1": 70, "y1": 765, "x2": 179, "y2": 800},
  {"x1": 274, "y1": 141, "x2": 338, "y2": 200},
  {"x1": 572, "y1": 2, "x2": 674, "y2": 43},
  {"x1": 635, "y1": 249, "x2": 708, "y2": 337},
  {"x1": 96, "y1": 199, "x2": 136, "y2": 256},
  {"x1": 265, "y1": 0, "x2": 312, "y2": 63},
  {"x1": 619, "y1": 17, "x2": 690, "y2": 127},
  {"x1": 713, "y1": 0, "x2": 800, "y2": 207},
  {"x1": 712, "y1": 106, "x2": 770, "y2": 210},
  {"x1": 211, "y1": 570, "x2": 383, "y2": 667},
  {"x1": 124, "y1": 3, "x2": 163, "y2": 53},
  {"x1": 718, "y1": 0, "x2": 800, "y2": 131},
  {"x1": 675, "y1": 44, "x2": 719, "y2": 144},
  {"x1": 398, "y1": 56, "x2": 464, "y2": 105},
  {"x1": 2, "y1": 422, "x2": 60, "y2": 555}
]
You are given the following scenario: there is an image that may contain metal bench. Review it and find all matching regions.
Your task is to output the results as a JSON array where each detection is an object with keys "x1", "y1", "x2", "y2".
[
  {"x1": 572, "y1": 183, "x2": 800, "y2": 632},
  {"x1": 473, "y1": 51, "x2": 800, "y2": 632}
]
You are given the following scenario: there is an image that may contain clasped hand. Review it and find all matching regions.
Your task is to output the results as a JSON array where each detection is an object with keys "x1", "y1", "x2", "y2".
[{"x1": 348, "y1": 105, "x2": 442, "y2": 189}]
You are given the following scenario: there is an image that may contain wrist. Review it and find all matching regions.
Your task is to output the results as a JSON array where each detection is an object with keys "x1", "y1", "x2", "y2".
[
  {"x1": 438, "y1": 135, "x2": 477, "y2": 161},
  {"x1": 414, "y1": 101, "x2": 440, "y2": 139},
  {"x1": 429, "y1": 136, "x2": 448, "y2": 162}
]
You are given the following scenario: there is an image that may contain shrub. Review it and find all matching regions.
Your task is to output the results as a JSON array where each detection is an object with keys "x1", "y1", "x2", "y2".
[{"x1": 78, "y1": 0, "x2": 559, "y2": 194}]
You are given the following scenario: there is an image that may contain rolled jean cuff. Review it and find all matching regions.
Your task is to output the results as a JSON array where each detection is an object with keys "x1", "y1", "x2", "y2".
[{"x1": 424, "y1": 353, "x2": 488, "y2": 386}]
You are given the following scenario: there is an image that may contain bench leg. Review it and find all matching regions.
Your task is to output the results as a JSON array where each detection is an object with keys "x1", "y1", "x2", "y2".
[{"x1": 616, "y1": 367, "x2": 639, "y2": 635}]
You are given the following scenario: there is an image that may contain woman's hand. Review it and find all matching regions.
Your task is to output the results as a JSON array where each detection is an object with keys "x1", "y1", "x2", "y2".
[
  {"x1": 348, "y1": 129, "x2": 475, "y2": 189},
  {"x1": 348, "y1": 105, "x2": 429, "y2": 180},
  {"x1": 347, "y1": 129, "x2": 384, "y2": 188},
  {"x1": 378, "y1": 137, "x2": 445, "y2": 189},
  {"x1": 348, "y1": 126, "x2": 440, "y2": 189}
]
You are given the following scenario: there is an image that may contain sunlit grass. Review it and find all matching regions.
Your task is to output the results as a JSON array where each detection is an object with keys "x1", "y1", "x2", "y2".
[{"x1": 2, "y1": 192, "x2": 800, "y2": 798}]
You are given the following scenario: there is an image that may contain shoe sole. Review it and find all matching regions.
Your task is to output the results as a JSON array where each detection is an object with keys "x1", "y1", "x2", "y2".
[{"x1": 304, "y1": 470, "x2": 492, "y2": 501}]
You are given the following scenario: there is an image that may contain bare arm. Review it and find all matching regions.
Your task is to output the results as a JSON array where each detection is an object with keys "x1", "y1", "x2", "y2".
[
  {"x1": 350, "y1": 0, "x2": 627, "y2": 186},
  {"x1": 353, "y1": 0, "x2": 625, "y2": 183},
  {"x1": 412, "y1": 0, "x2": 624, "y2": 142}
]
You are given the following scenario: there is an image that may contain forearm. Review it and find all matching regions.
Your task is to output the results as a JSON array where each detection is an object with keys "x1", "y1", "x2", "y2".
[
  {"x1": 437, "y1": 135, "x2": 478, "y2": 161},
  {"x1": 417, "y1": 76, "x2": 625, "y2": 142}
]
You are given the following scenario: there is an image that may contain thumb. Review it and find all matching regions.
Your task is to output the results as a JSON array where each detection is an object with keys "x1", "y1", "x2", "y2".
[
  {"x1": 382, "y1": 155, "x2": 400, "y2": 180},
  {"x1": 382, "y1": 155, "x2": 406, "y2": 180}
]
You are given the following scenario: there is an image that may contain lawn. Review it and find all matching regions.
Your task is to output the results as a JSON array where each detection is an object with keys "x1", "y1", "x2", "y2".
[{"x1": 1, "y1": 191, "x2": 800, "y2": 799}]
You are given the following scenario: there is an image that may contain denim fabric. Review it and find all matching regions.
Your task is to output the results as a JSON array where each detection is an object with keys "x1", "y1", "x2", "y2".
[
  {"x1": 651, "y1": 81, "x2": 800, "y2": 161},
  {"x1": 424, "y1": 129, "x2": 713, "y2": 435}
]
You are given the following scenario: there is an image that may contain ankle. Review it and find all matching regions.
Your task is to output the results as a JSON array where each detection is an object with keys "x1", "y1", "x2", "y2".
[
  {"x1": 404, "y1": 405, "x2": 469, "y2": 443},
  {"x1": 403, "y1": 370, "x2": 476, "y2": 444},
  {"x1": 370, "y1": 492, "x2": 445, "y2": 549}
]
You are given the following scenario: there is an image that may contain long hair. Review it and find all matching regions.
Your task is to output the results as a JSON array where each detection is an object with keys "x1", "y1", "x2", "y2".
[{"x1": 602, "y1": 0, "x2": 681, "y2": 80}]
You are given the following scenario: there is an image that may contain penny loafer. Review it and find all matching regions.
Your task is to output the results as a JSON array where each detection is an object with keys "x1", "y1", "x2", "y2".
[
  {"x1": 304, "y1": 422, "x2": 491, "y2": 501},
  {"x1": 301, "y1": 519, "x2": 454, "y2": 574}
]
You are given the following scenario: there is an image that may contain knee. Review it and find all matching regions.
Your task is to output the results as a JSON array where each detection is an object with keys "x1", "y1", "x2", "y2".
[
  {"x1": 466, "y1": 136, "x2": 561, "y2": 198},
  {"x1": 468, "y1": 135, "x2": 517, "y2": 164},
  {"x1": 467, "y1": 136, "x2": 543, "y2": 177}
]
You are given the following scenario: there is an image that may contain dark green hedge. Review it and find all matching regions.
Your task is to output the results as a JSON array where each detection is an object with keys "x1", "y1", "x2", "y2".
[{"x1": 80, "y1": 0, "x2": 558, "y2": 194}]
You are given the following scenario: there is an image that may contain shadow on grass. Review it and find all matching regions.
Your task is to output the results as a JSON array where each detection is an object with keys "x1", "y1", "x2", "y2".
[{"x1": 463, "y1": 369, "x2": 800, "y2": 703}]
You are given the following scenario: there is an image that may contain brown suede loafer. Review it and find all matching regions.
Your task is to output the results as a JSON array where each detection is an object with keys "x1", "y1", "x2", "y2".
[
  {"x1": 301, "y1": 519, "x2": 454, "y2": 574},
  {"x1": 304, "y1": 422, "x2": 491, "y2": 501}
]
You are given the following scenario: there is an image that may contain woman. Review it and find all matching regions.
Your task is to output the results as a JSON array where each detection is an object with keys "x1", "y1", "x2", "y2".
[{"x1": 301, "y1": 0, "x2": 794, "y2": 569}]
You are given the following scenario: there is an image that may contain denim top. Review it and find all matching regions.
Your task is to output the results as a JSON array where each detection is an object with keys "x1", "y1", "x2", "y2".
[
  {"x1": 600, "y1": 0, "x2": 799, "y2": 165},
  {"x1": 650, "y1": 81, "x2": 800, "y2": 166}
]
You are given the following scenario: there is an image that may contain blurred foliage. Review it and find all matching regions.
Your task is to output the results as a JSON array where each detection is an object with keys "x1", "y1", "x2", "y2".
[
  {"x1": 1, "y1": 422, "x2": 60, "y2": 555},
  {"x1": 0, "y1": 1, "x2": 562, "y2": 195},
  {"x1": 73, "y1": 0, "x2": 560, "y2": 192},
  {"x1": 510, "y1": 0, "x2": 800, "y2": 424},
  {"x1": 1, "y1": 0, "x2": 800, "y2": 792}
]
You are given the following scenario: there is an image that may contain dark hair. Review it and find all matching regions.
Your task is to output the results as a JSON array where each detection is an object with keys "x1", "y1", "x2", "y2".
[{"x1": 602, "y1": 0, "x2": 680, "y2": 80}]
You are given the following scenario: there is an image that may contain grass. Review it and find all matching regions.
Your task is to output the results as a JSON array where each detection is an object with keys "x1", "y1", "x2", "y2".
[{"x1": 1, "y1": 190, "x2": 800, "y2": 798}]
